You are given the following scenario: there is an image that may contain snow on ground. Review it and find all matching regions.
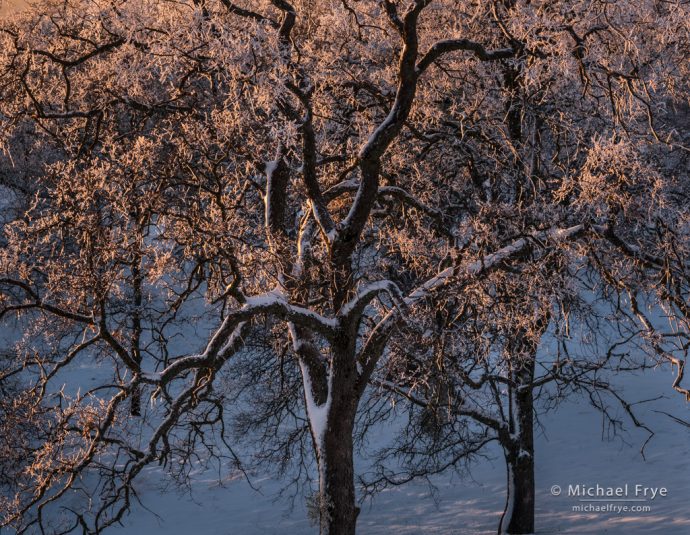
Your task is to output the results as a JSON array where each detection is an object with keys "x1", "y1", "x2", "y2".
[
  {"x1": 3, "y1": 316, "x2": 687, "y2": 535},
  {"x1": 96, "y1": 364, "x2": 690, "y2": 535}
]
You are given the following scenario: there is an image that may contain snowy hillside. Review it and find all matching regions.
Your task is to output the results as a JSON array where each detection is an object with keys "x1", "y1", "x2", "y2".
[{"x1": 97, "y1": 365, "x2": 688, "y2": 535}]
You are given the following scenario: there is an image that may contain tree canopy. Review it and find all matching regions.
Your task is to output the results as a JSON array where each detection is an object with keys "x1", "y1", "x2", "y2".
[{"x1": 1, "y1": 1, "x2": 690, "y2": 534}]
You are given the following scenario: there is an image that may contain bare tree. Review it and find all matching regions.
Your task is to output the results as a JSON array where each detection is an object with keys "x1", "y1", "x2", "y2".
[{"x1": 1, "y1": 1, "x2": 689, "y2": 535}]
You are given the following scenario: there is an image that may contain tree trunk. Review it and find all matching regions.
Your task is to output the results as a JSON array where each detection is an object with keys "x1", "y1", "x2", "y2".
[
  {"x1": 500, "y1": 445, "x2": 535, "y2": 534},
  {"x1": 305, "y1": 342, "x2": 360, "y2": 535},
  {"x1": 317, "y1": 407, "x2": 358, "y2": 535},
  {"x1": 499, "y1": 369, "x2": 536, "y2": 534},
  {"x1": 130, "y1": 385, "x2": 141, "y2": 416}
]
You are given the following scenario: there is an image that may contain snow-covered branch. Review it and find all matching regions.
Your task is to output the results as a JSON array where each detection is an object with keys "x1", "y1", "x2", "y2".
[
  {"x1": 404, "y1": 224, "x2": 584, "y2": 306},
  {"x1": 143, "y1": 291, "x2": 337, "y2": 385},
  {"x1": 356, "y1": 224, "x2": 586, "y2": 386},
  {"x1": 0, "y1": 278, "x2": 94, "y2": 324},
  {"x1": 338, "y1": 280, "x2": 405, "y2": 322}
]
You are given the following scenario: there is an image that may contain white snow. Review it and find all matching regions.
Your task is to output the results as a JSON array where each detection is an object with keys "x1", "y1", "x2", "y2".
[
  {"x1": 4, "y1": 246, "x2": 688, "y2": 535},
  {"x1": 94, "y1": 364, "x2": 690, "y2": 535},
  {"x1": 243, "y1": 290, "x2": 338, "y2": 330},
  {"x1": 298, "y1": 360, "x2": 332, "y2": 455},
  {"x1": 338, "y1": 280, "x2": 403, "y2": 318},
  {"x1": 404, "y1": 224, "x2": 584, "y2": 306},
  {"x1": 264, "y1": 160, "x2": 279, "y2": 178},
  {"x1": 502, "y1": 461, "x2": 515, "y2": 534}
]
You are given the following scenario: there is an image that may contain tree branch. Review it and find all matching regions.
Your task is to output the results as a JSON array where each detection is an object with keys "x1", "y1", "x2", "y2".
[
  {"x1": 335, "y1": 0, "x2": 431, "y2": 257},
  {"x1": 417, "y1": 39, "x2": 515, "y2": 74},
  {"x1": 219, "y1": 0, "x2": 278, "y2": 27}
]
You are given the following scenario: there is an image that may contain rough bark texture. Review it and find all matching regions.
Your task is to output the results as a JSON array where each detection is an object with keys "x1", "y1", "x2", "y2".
[
  {"x1": 314, "y1": 333, "x2": 360, "y2": 534},
  {"x1": 320, "y1": 404, "x2": 357, "y2": 535},
  {"x1": 501, "y1": 393, "x2": 535, "y2": 534},
  {"x1": 499, "y1": 322, "x2": 540, "y2": 534}
]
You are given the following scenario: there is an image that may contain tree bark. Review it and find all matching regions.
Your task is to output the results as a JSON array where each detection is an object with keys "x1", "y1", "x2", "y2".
[
  {"x1": 318, "y1": 406, "x2": 358, "y2": 535},
  {"x1": 305, "y1": 340, "x2": 360, "y2": 535},
  {"x1": 499, "y1": 324, "x2": 538, "y2": 534},
  {"x1": 499, "y1": 438, "x2": 535, "y2": 534}
]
